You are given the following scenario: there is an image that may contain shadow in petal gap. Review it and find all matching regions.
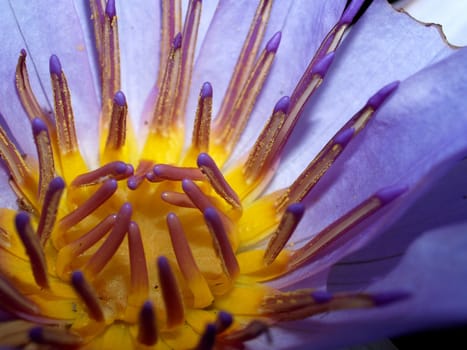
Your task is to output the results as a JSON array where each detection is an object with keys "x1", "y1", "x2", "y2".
[{"x1": 0, "y1": 0, "x2": 466, "y2": 349}]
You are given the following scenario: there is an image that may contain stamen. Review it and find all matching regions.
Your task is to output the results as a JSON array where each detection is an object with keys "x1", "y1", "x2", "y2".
[
  {"x1": 29, "y1": 326, "x2": 82, "y2": 347},
  {"x1": 194, "y1": 323, "x2": 216, "y2": 350},
  {"x1": 276, "y1": 81, "x2": 399, "y2": 211},
  {"x1": 191, "y1": 82, "x2": 213, "y2": 152},
  {"x1": 263, "y1": 202, "x2": 304, "y2": 266},
  {"x1": 0, "y1": 123, "x2": 31, "y2": 185},
  {"x1": 243, "y1": 96, "x2": 289, "y2": 182},
  {"x1": 204, "y1": 208, "x2": 239, "y2": 279},
  {"x1": 49, "y1": 55, "x2": 80, "y2": 154},
  {"x1": 89, "y1": 0, "x2": 105, "y2": 69},
  {"x1": 32, "y1": 118, "x2": 55, "y2": 204},
  {"x1": 149, "y1": 164, "x2": 204, "y2": 182},
  {"x1": 71, "y1": 161, "x2": 132, "y2": 187},
  {"x1": 83, "y1": 203, "x2": 132, "y2": 279},
  {"x1": 0, "y1": 274, "x2": 38, "y2": 315},
  {"x1": 215, "y1": 311, "x2": 233, "y2": 334},
  {"x1": 137, "y1": 300, "x2": 158, "y2": 346},
  {"x1": 101, "y1": 0, "x2": 121, "y2": 124},
  {"x1": 15, "y1": 212, "x2": 49, "y2": 288},
  {"x1": 15, "y1": 50, "x2": 51, "y2": 126},
  {"x1": 60, "y1": 179, "x2": 118, "y2": 231},
  {"x1": 160, "y1": 191, "x2": 195, "y2": 208},
  {"x1": 182, "y1": 179, "x2": 216, "y2": 213},
  {"x1": 159, "y1": 0, "x2": 182, "y2": 90},
  {"x1": 222, "y1": 320, "x2": 270, "y2": 343},
  {"x1": 172, "y1": 0, "x2": 202, "y2": 127},
  {"x1": 215, "y1": 32, "x2": 282, "y2": 153},
  {"x1": 127, "y1": 160, "x2": 153, "y2": 190},
  {"x1": 128, "y1": 222, "x2": 149, "y2": 299},
  {"x1": 289, "y1": 186, "x2": 407, "y2": 270},
  {"x1": 37, "y1": 177, "x2": 65, "y2": 246},
  {"x1": 157, "y1": 256, "x2": 185, "y2": 329},
  {"x1": 105, "y1": 91, "x2": 128, "y2": 151},
  {"x1": 166, "y1": 213, "x2": 213, "y2": 307},
  {"x1": 197, "y1": 153, "x2": 241, "y2": 209},
  {"x1": 70, "y1": 271, "x2": 105, "y2": 322},
  {"x1": 214, "y1": 0, "x2": 273, "y2": 129}
]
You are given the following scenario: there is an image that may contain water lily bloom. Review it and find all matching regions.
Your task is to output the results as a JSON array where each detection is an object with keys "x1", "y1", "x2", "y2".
[{"x1": 0, "y1": 0, "x2": 466, "y2": 349}]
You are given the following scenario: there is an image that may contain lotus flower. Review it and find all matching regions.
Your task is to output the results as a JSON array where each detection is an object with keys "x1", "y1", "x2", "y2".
[{"x1": 0, "y1": 0, "x2": 466, "y2": 349}]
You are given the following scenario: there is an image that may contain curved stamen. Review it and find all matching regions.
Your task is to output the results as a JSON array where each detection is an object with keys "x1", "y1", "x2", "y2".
[
  {"x1": 157, "y1": 256, "x2": 185, "y2": 329},
  {"x1": 71, "y1": 161, "x2": 131, "y2": 187},
  {"x1": 191, "y1": 82, "x2": 212, "y2": 152},
  {"x1": 32, "y1": 118, "x2": 55, "y2": 204},
  {"x1": 137, "y1": 300, "x2": 158, "y2": 346},
  {"x1": 128, "y1": 222, "x2": 149, "y2": 299},
  {"x1": 71, "y1": 271, "x2": 105, "y2": 322},
  {"x1": 60, "y1": 179, "x2": 117, "y2": 230},
  {"x1": 83, "y1": 203, "x2": 132, "y2": 279},
  {"x1": 204, "y1": 208, "x2": 239, "y2": 279},
  {"x1": 15, "y1": 212, "x2": 49, "y2": 288},
  {"x1": 263, "y1": 202, "x2": 304, "y2": 266},
  {"x1": 181, "y1": 179, "x2": 216, "y2": 213},
  {"x1": 197, "y1": 153, "x2": 241, "y2": 209},
  {"x1": 37, "y1": 177, "x2": 65, "y2": 246}
]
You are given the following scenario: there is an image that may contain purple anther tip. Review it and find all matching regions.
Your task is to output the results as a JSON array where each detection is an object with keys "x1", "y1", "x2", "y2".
[
  {"x1": 105, "y1": 0, "x2": 116, "y2": 17},
  {"x1": 181, "y1": 178, "x2": 193, "y2": 192},
  {"x1": 197, "y1": 324, "x2": 216, "y2": 349},
  {"x1": 127, "y1": 177, "x2": 138, "y2": 190},
  {"x1": 71, "y1": 270, "x2": 84, "y2": 286},
  {"x1": 367, "y1": 81, "x2": 400, "y2": 110},
  {"x1": 114, "y1": 161, "x2": 128, "y2": 174},
  {"x1": 196, "y1": 152, "x2": 213, "y2": 168},
  {"x1": 124, "y1": 164, "x2": 134, "y2": 177},
  {"x1": 21, "y1": 48, "x2": 27, "y2": 56},
  {"x1": 311, "y1": 290, "x2": 333, "y2": 304},
  {"x1": 376, "y1": 185, "x2": 408, "y2": 205},
  {"x1": 217, "y1": 311, "x2": 233, "y2": 329},
  {"x1": 49, "y1": 54, "x2": 62, "y2": 75},
  {"x1": 286, "y1": 202, "x2": 305, "y2": 220},
  {"x1": 15, "y1": 211, "x2": 30, "y2": 231},
  {"x1": 141, "y1": 300, "x2": 154, "y2": 315},
  {"x1": 341, "y1": 0, "x2": 365, "y2": 24},
  {"x1": 266, "y1": 31, "x2": 282, "y2": 53},
  {"x1": 334, "y1": 127, "x2": 355, "y2": 147},
  {"x1": 157, "y1": 255, "x2": 170, "y2": 271},
  {"x1": 201, "y1": 82, "x2": 213, "y2": 98},
  {"x1": 119, "y1": 202, "x2": 133, "y2": 216},
  {"x1": 49, "y1": 177, "x2": 66, "y2": 192},
  {"x1": 113, "y1": 91, "x2": 126, "y2": 106},
  {"x1": 203, "y1": 207, "x2": 218, "y2": 222},
  {"x1": 372, "y1": 291, "x2": 410, "y2": 306},
  {"x1": 273, "y1": 96, "x2": 290, "y2": 114},
  {"x1": 173, "y1": 33, "x2": 182, "y2": 49},
  {"x1": 31, "y1": 118, "x2": 47, "y2": 135},
  {"x1": 29, "y1": 326, "x2": 44, "y2": 343},
  {"x1": 313, "y1": 52, "x2": 335, "y2": 77}
]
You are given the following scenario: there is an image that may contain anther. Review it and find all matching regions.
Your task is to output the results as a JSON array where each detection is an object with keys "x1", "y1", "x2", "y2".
[
  {"x1": 197, "y1": 153, "x2": 241, "y2": 209},
  {"x1": 37, "y1": 177, "x2": 65, "y2": 246},
  {"x1": 157, "y1": 256, "x2": 185, "y2": 329},
  {"x1": 32, "y1": 118, "x2": 55, "y2": 204},
  {"x1": 244, "y1": 96, "x2": 290, "y2": 182},
  {"x1": 0, "y1": 124, "x2": 31, "y2": 185},
  {"x1": 263, "y1": 202, "x2": 304, "y2": 266},
  {"x1": 15, "y1": 212, "x2": 49, "y2": 288},
  {"x1": 71, "y1": 271, "x2": 105, "y2": 322},
  {"x1": 215, "y1": 31, "x2": 282, "y2": 153},
  {"x1": 83, "y1": 203, "x2": 132, "y2": 279},
  {"x1": 194, "y1": 323, "x2": 216, "y2": 350},
  {"x1": 127, "y1": 160, "x2": 153, "y2": 190},
  {"x1": 49, "y1": 55, "x2": 80, "y2": 155},
  {"x1": 182, "y1": 179, "x2": 216, "y2": 212},
  {"x1": 215, "y1": 311, "x2": 233, "y2": 334},
  {"x1": 71, "y1": 161, "x2": 132, "y2": 187},
  {"x1": 29, "y1": 326, "x2": 82, "y2": 347},
  {"x1": 0, "y1": 274, "x2": 38, "y2": 315},
  {"x1": 191, "y1": 82, "x2": 213, "y2": 152},
  {"x1": 204, "y1": 208, "x2": 239, "y2": 279},
  {"x1": 166, "y1": 213, "x2": 213, "y2": 307},
  {"x1": 60, "y1": 179, "x2": 118, "y2": 231},
  {"x1": 289, "y1": 186, "x2": 407, "y2": 270},
  {"x1": 128, "y1": 222, "x2": 149, "y2": 299},
  {"x1": 137, "y1": 301, "x2": 158, "y2": 346},
  {"x1": 105, "y1": 91, "x2": 128, "y2": 150},
  {"x1": 149, "y1": 164, "x2": 204, "y2": 182}
]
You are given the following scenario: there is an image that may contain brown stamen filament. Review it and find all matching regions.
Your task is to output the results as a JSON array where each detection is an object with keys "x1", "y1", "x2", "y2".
[
  {"x1": 71, "y1": 161, "x2": 132, "y2": 187},
  {"x1": 157, "y1": 256, "x2": 185, "y2": 329},
  {"x1": 37, "y1": 177, "x2": 65, "y2": 246},
  {"x1": 83, "y1": 203, "x2": 132, "y2": 279},
  {"x1": 70, "y1": 271, "x2": 104, "y2": 322},
  {"x1": 197, "y1": 153, "x2": 241, "y2": 209},
  {"x1": 128, "y1": 221, "x2": 149, "y2": 298},
  {"x1": 263, "y1": 202, "x2": 304, "y2": 266},
  {"x1": 191, "y1": 82, "x2": 212, "y2": 152},
  {"x1": 105, "y1": 91, "x2": 128, "y2": 150},
  {"x1": 89, "y1": 0, "x2": 105, "y2": 70},
  {"x1": 204, "y1": 208, "x2": 239, "y2": 279},
  {"x1": 137, "y1": 300, "x2": 158, "y2": 346},
  {"x1": 60, "y1": 179, "x2": 118, "y2": 231},
  {"x1": 32, "y1": 118, "x2": 55, "y2": 204},
  {"x1": 0, "y1": 124, "x2": 31, "y2": 185},
  {"x1": 0, "y1": 275, "x2": 38, "y2": 316},
  {"x1": 15, "y1": 212, "x2": 49, "y2": 288}
]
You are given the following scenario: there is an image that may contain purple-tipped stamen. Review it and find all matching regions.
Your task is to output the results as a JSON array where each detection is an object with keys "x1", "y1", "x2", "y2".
[
  {"x1": 113, "y1": 90, "x2": 126, "y2": 106},
  {"x1": 266, "y1": 31, "x2": 281, "y2": 53},
  {"x1": 71, "y1": 270, "x2": 105, "y2": 322},
  {"x1": 194, "y1": 323, "x2": 216, "y2": 350},
  {"x1": 376, "y1": 185, "x2": 408, "y2": 205},
  {"x1": 49, "y1": 54, "x2": 62, "y2": 75},
  {"x1": 367, "y1": 81, "x2": 400, "y2": 110},
  {"x1": 334, "y1": 127, "x2": 355, "y2": 147},
  {"x1": 201, "y1": 81, "x2": 213, "y2": 98},
  {"x1": 138, "y1": 300, "x2": 158, "y2": 346},
  {"x1": 273, "y1": 96, "x2": 290, "y2": 114}
]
